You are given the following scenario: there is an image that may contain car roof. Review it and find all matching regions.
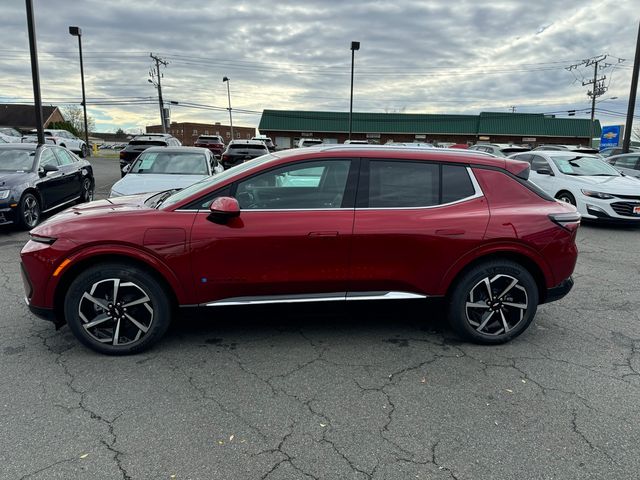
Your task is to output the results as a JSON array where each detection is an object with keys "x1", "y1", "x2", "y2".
[
  {"x1": 608, "y1": 152, "x2": 640, "y2": 159},
  {"x1": 271, "y1": 145, "x2": 507, "y2": 168},
  {"x1": 0, "y1": 143, "x2": 38, "y2": 151},
  {"x1": 142, "y1": 146, "x2": 208, "y2": 153},
  {"x1": 526, "y1": 150, "x2": 600, "y2": 158},
  {"x1": 230, "y1": 139, "x2": 268, "y2": 145}
]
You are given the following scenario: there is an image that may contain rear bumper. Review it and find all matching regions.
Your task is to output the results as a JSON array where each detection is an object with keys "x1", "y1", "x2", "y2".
[{"x1": 543, "y1": 276, "x2": 574, "y2": 304}]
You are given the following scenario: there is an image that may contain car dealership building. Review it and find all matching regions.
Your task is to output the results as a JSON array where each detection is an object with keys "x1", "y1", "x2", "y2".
[{"x1": 258, "y1": 110, "x2": 601, "y2": 149}]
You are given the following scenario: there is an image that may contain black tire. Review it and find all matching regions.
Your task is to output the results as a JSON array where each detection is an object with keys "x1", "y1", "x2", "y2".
[
  {"x1": 80, "y1": 177, "x2": 94, "y2": 203},
  {"x1": 80, "y1": 145, "x2": 89, "y2": 158},
  {"x1": 555, "y1": 191, "x2": 576, "y2": 205},
  {"x1": 17, "y1": 192, "x2": 41, "y2": 230},
  {"x1": 447, "y1": 260, "x2": 539, "y2": 344},
  {"x1": 64, "y1": 263, "x2": 171, "y2": 355}
]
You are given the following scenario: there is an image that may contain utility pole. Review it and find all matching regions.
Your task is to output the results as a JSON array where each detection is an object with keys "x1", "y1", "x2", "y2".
[
  {"x1": 623, "y1": 21, "x2": 640, "y2": 153},
  {"x1": 509, "y1": 106, "x2": 516, "y2": 113},
  {"x1": 25, "y1": 0, "x2": 44, "y2": 146},
  {"x1": 583, "y1": 55, "x2": 609, "y2": 147},
  {"x1": 149, "y1": 53, "x2": 168, "y2": 133}
]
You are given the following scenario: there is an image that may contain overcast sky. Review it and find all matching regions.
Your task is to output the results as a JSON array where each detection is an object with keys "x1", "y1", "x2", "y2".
[{"x1": 1, "y1": 0, "x2": 638, "y2": 133}]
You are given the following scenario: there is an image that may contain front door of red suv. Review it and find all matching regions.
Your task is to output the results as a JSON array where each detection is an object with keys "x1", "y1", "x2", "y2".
[
  {"x1": 350, "y1": 159, "x2": 490, "y2": 297},
  {"x1": 189, "y1": 159, "x2": 358, "y2": 304}
]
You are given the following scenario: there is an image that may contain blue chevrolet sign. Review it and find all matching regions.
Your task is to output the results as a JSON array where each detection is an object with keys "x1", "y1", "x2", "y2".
[{"x1": 600, "y1": 125, "x2": 623, "y2": 150}]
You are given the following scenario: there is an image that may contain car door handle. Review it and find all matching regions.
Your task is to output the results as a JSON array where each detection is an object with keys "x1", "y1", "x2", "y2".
[
  {"x1": 435, "y1": 228, "x2": 465, "y2": 236},
  {"x1": 308, "y1": 231, "x2": 339, "y2": 237}
]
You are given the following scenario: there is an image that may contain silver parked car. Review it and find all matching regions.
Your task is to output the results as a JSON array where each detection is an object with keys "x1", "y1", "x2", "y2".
[
  {"x1": 469, "y1": 143, "x2": 530, "y2": 157},
  {"x1": 606, "y1": 153, "x2": 640, "y2": 179},
  {"x1": 109, "y1": 147, "x2": 223, "y2": 198}
]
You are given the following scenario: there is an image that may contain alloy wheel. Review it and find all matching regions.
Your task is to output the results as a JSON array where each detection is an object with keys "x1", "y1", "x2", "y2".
[
  {"x1": 82, "y1": 178, "x2": 94, "y2": 202},
  {"x1": 465, "y1": 274, "x2": 528, "y2": 336},
  {"x1": 23, "y1": 195, "x2": 40, "y2": 228},
  {"x1": 78, "y1": 278, "x2": 154, "y2": 346}
]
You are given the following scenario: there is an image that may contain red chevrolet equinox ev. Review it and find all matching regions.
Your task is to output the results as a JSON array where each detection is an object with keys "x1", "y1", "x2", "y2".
[{"x1": 20, "y1": 146, "x2": 580, "y2": 355}]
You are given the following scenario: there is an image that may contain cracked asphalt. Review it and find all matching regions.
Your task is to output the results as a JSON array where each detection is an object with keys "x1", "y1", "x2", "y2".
[{"x1": 1, "y1": 156, "x2": 640, "y2": 479}]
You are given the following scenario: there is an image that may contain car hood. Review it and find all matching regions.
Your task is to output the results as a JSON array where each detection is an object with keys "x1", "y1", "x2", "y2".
[
  {"x1": 0, "y1": 171, "x2": 36, "y2": 188},
  {"x1": 568, "y1": 174, "x2": 640, "y2": 193},
  {"x1": 111, "y1": 173, "x2": 208, "y2": 196}
]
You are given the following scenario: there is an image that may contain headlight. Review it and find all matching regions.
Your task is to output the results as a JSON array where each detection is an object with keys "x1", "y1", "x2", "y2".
[
  {"x1": 0, "y1": 190, "x2": 10, "y2": 200},
  {"x1": 581, "y1": 190, "x2": 614, "y2": 199}
]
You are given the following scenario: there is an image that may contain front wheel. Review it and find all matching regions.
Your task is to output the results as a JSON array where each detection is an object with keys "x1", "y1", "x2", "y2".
[
  {"x1": 556, "y1": 191, "x2": 576, "y2": 205},
  {"x1": 80, "y1": 145, "x2": 89, "y2": 158},
  {"x1": 447, "y1": 260, "x2": 539, "y2": 344},
  {"x1": 17, "y1": 192, "x2": 41, "y2": 230},
  {"x1": 64, "y1": 263, "x2": 172, "y2": 355}
]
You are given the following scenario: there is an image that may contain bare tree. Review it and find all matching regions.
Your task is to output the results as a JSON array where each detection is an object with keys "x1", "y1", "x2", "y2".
[{"x1": 62, "y1": 105, "x2": 95, "y2": 136}]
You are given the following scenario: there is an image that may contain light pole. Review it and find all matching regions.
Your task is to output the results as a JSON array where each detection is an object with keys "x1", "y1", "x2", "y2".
[
  {"x1": 349, "y1": 41, "x2": 360, "y2": 141},
  {"x1": 69, "y1": 26, "x2": 89, "y2": 154},
  {"x1": 223, "y1": 76, "x2": 234, "y2": 140},
  {"x1": 25, "y1": 0, "x2": 44, "y2": 146}
]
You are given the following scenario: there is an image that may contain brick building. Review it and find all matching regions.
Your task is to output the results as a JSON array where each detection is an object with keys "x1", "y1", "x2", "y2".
[
  {"x1": 146, "y1": 122, "x2": 255, "y2": 146},
  {"x1": 258, "y1": 110, "x2": 601, "y2": 149}
]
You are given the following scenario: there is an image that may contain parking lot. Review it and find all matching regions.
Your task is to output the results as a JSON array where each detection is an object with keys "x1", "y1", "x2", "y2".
[{"x1": 1, "y1": 154, "x2": 640, "y2": 479}]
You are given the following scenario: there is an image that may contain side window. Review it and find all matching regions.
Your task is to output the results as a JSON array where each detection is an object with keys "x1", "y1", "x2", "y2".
[
  {"x1": 39, "y1": 148, "x2": 60, "y2": 168},
  {"x1": 530, "y1": 155, "x2": 550, "y2": 171},
  {"x1": 515, "y1": 154, "x2": 533, "y2": 163},
  {"x1": 235, "y1": 160, "x2": 351, "y2": 210},
  {"x1": 614, "y1": 156, "x2": 640, "y2": 169},
  {"x1": 442, "y1": 165, "x2": 475, "y2": 203},
  {"x1": 54, "y1": 148, "x2": 76, "y2": 165},
  {"x1": 368, "y1": 160, "x2": 439, "y2": 208}
]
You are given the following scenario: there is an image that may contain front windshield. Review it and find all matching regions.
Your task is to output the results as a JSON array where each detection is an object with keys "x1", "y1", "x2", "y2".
[
  {"x1": 551, "y1": 155, "x2": 620, "y2": 176},
  {"x1": 131, "y1": 151, "x2": 209, "y2": 175},
  {"x1": 0, "y1": 149, "x2": 35, "y2": 171},
  {"x1": 159, "y1": 153, "x2": 277, "y2": 209}
]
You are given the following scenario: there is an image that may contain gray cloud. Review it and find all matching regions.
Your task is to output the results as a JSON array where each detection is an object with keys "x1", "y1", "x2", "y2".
[{"x1": 0, "y1": 0, "x2": 637, "y2": 132}]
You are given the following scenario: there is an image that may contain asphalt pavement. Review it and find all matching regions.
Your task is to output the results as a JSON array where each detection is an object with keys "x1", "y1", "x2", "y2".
[{"x1": 1, "y1": 155, "x2": 639, "y2": 479}]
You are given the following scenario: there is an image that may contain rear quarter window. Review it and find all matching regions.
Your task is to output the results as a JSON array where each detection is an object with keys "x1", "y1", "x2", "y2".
[{"x1": 442, "y1": 165, "x2": 475, "y2": 203}]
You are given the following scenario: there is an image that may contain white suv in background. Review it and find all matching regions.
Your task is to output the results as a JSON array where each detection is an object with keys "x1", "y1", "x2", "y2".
[
  {"x1": 297, "y1": 138, "x2": 323, "y2": 148},
  {"x1": 25, "y1": 129, "x2": 89, "y2": 157}
]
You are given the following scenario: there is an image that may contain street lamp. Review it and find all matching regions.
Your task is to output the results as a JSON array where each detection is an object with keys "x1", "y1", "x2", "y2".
[
  {"x1": 69, "y1": 26, "x2": 89, "y2": 155},
  {"x1": 349, "y1": 41, "x2": 360, "y2": 141},
  {"x1": 223, "y1": 76, "x2": 234, "y2": 140}
]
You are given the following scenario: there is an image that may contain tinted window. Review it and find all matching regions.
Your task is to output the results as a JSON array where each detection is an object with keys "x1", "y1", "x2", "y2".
[
  {"x1": 129, "y1": 140, "x2": 167, "y2": 147},
  {"x1": 368, "y1": 160, "x2": 439, "y2": 208},
  {"x1": 54, "y1": 148, "x2": 76, "y2": 165},
  {"x1": 236, "y1": 160, "x2": 350, "y2": 210},
  {"x1": 531, "y1": 155, "x2": 550, "y2": 171},
  {"x1": 612, "y1": 156, "x2": 639, "y2": 169},
  {"x1": 230, "y1": 144, "x2": 268, "y2": 151},
  {"x1": 39, "y1": 148, "x2": 59, "y2": 167},
  {"x1": 442, "y1": 165, "x2": 475, "y2": 203}
]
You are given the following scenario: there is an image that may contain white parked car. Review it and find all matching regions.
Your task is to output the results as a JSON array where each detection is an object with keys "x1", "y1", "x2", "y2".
[
  {"x1": 24, "y1": 129, "x2": 89, "y2": 157},
  {"x1": 510, "y1": 150, "x2": 640, "y2": 222},
  {"x1": 110, "y1": 147, "x2": 223, "y2": 198},
  {"x1": 0, "y1": 127, "x2": 23, "y2": 143},
  {"x1": 297, "y1": 138, "x2": 323, "y2": 148}
]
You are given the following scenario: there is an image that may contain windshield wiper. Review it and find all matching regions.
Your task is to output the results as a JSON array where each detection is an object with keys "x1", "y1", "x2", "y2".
[
  {"x1": 590, "y1": 174, "x2": 617, "y2": 176},
  {"x1": 153, "y1": 189, "x2": 180, "y2": 209}
]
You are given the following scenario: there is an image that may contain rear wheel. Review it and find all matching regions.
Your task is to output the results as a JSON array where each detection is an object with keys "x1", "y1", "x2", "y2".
[
  {"x1": 80, "y1": 177, "x2": 94, "y2": 203},
  {"x1": 17, "y1": 192, "x2": 41, "y2": 230},
  {"x1": 64, "y1": 263, "x2": 171, "y2": 355},
  {"x1": 447, "y1": 260, "x2": 539, "y2": 344},
  {"x1": 80, "y1": 145, "x2": 89, "y2": 158}
]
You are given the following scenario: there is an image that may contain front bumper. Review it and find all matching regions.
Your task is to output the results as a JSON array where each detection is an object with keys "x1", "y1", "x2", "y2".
[
  {"x1": 543, "y1": 276, "x2": 574, "y2": 304},
  {"x1": 578, "y1": 196, "x2": 640, "y2": 222},
  {"x1": 21, "y1": 261, "x2": 62, "y2": 326},
  {"x1": 0, "y1": 206, "x2": 16, "y2": 225}
]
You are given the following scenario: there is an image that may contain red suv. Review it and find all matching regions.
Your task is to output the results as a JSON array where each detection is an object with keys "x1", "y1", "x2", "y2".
[
  {"x1": 20, "y1": 146, "x2": 580, "y2": 355},
  {"x1": 194, "y1": 135, "x2": 225, "y2": 157}
]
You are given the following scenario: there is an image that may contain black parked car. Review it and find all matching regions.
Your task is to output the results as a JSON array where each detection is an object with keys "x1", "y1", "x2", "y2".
[
  {"x1": 119, "y1": 134, "x2": 181, "y2": 177},
  {"x1": 0, "y1": 144, "x2": 94, "y2": 229},
  {"x1": 220, "y1": 140, "x2": 270, "y2": 169}
]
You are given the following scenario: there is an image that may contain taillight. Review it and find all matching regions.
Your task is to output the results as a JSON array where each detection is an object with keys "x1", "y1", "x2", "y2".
[
  {"x1": 119, "y1": 151, "x2": 125, "y2": 159},
  {"x1": 222, "y1": 154, "x2": 229, "y2": 161},
  {"x1": 549, "y1": 212, "x2": 581, "y2": 232}
]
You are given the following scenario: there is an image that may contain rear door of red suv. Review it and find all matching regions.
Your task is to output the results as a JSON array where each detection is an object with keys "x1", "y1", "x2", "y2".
[
  {"x1": 188, "y1": 157, "x2": 359, "y2": 304},
  {"x1": 349, "y1": 158, "x2": 490, "y2": 297}
]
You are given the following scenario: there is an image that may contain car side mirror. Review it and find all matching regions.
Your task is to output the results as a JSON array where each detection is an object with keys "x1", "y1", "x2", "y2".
[
  {"x1": 208, "y1": 196, "x2": 240, "y2": 223},
  {"x1": 536, "y1": 168, "x2": 553, "y2": 176},
  {"x1": 122, "y1": 164, "x2": 131, "y2": 174},
  {"x1": 39, "y1": 163, "x2": 59, "y2": 176}
]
